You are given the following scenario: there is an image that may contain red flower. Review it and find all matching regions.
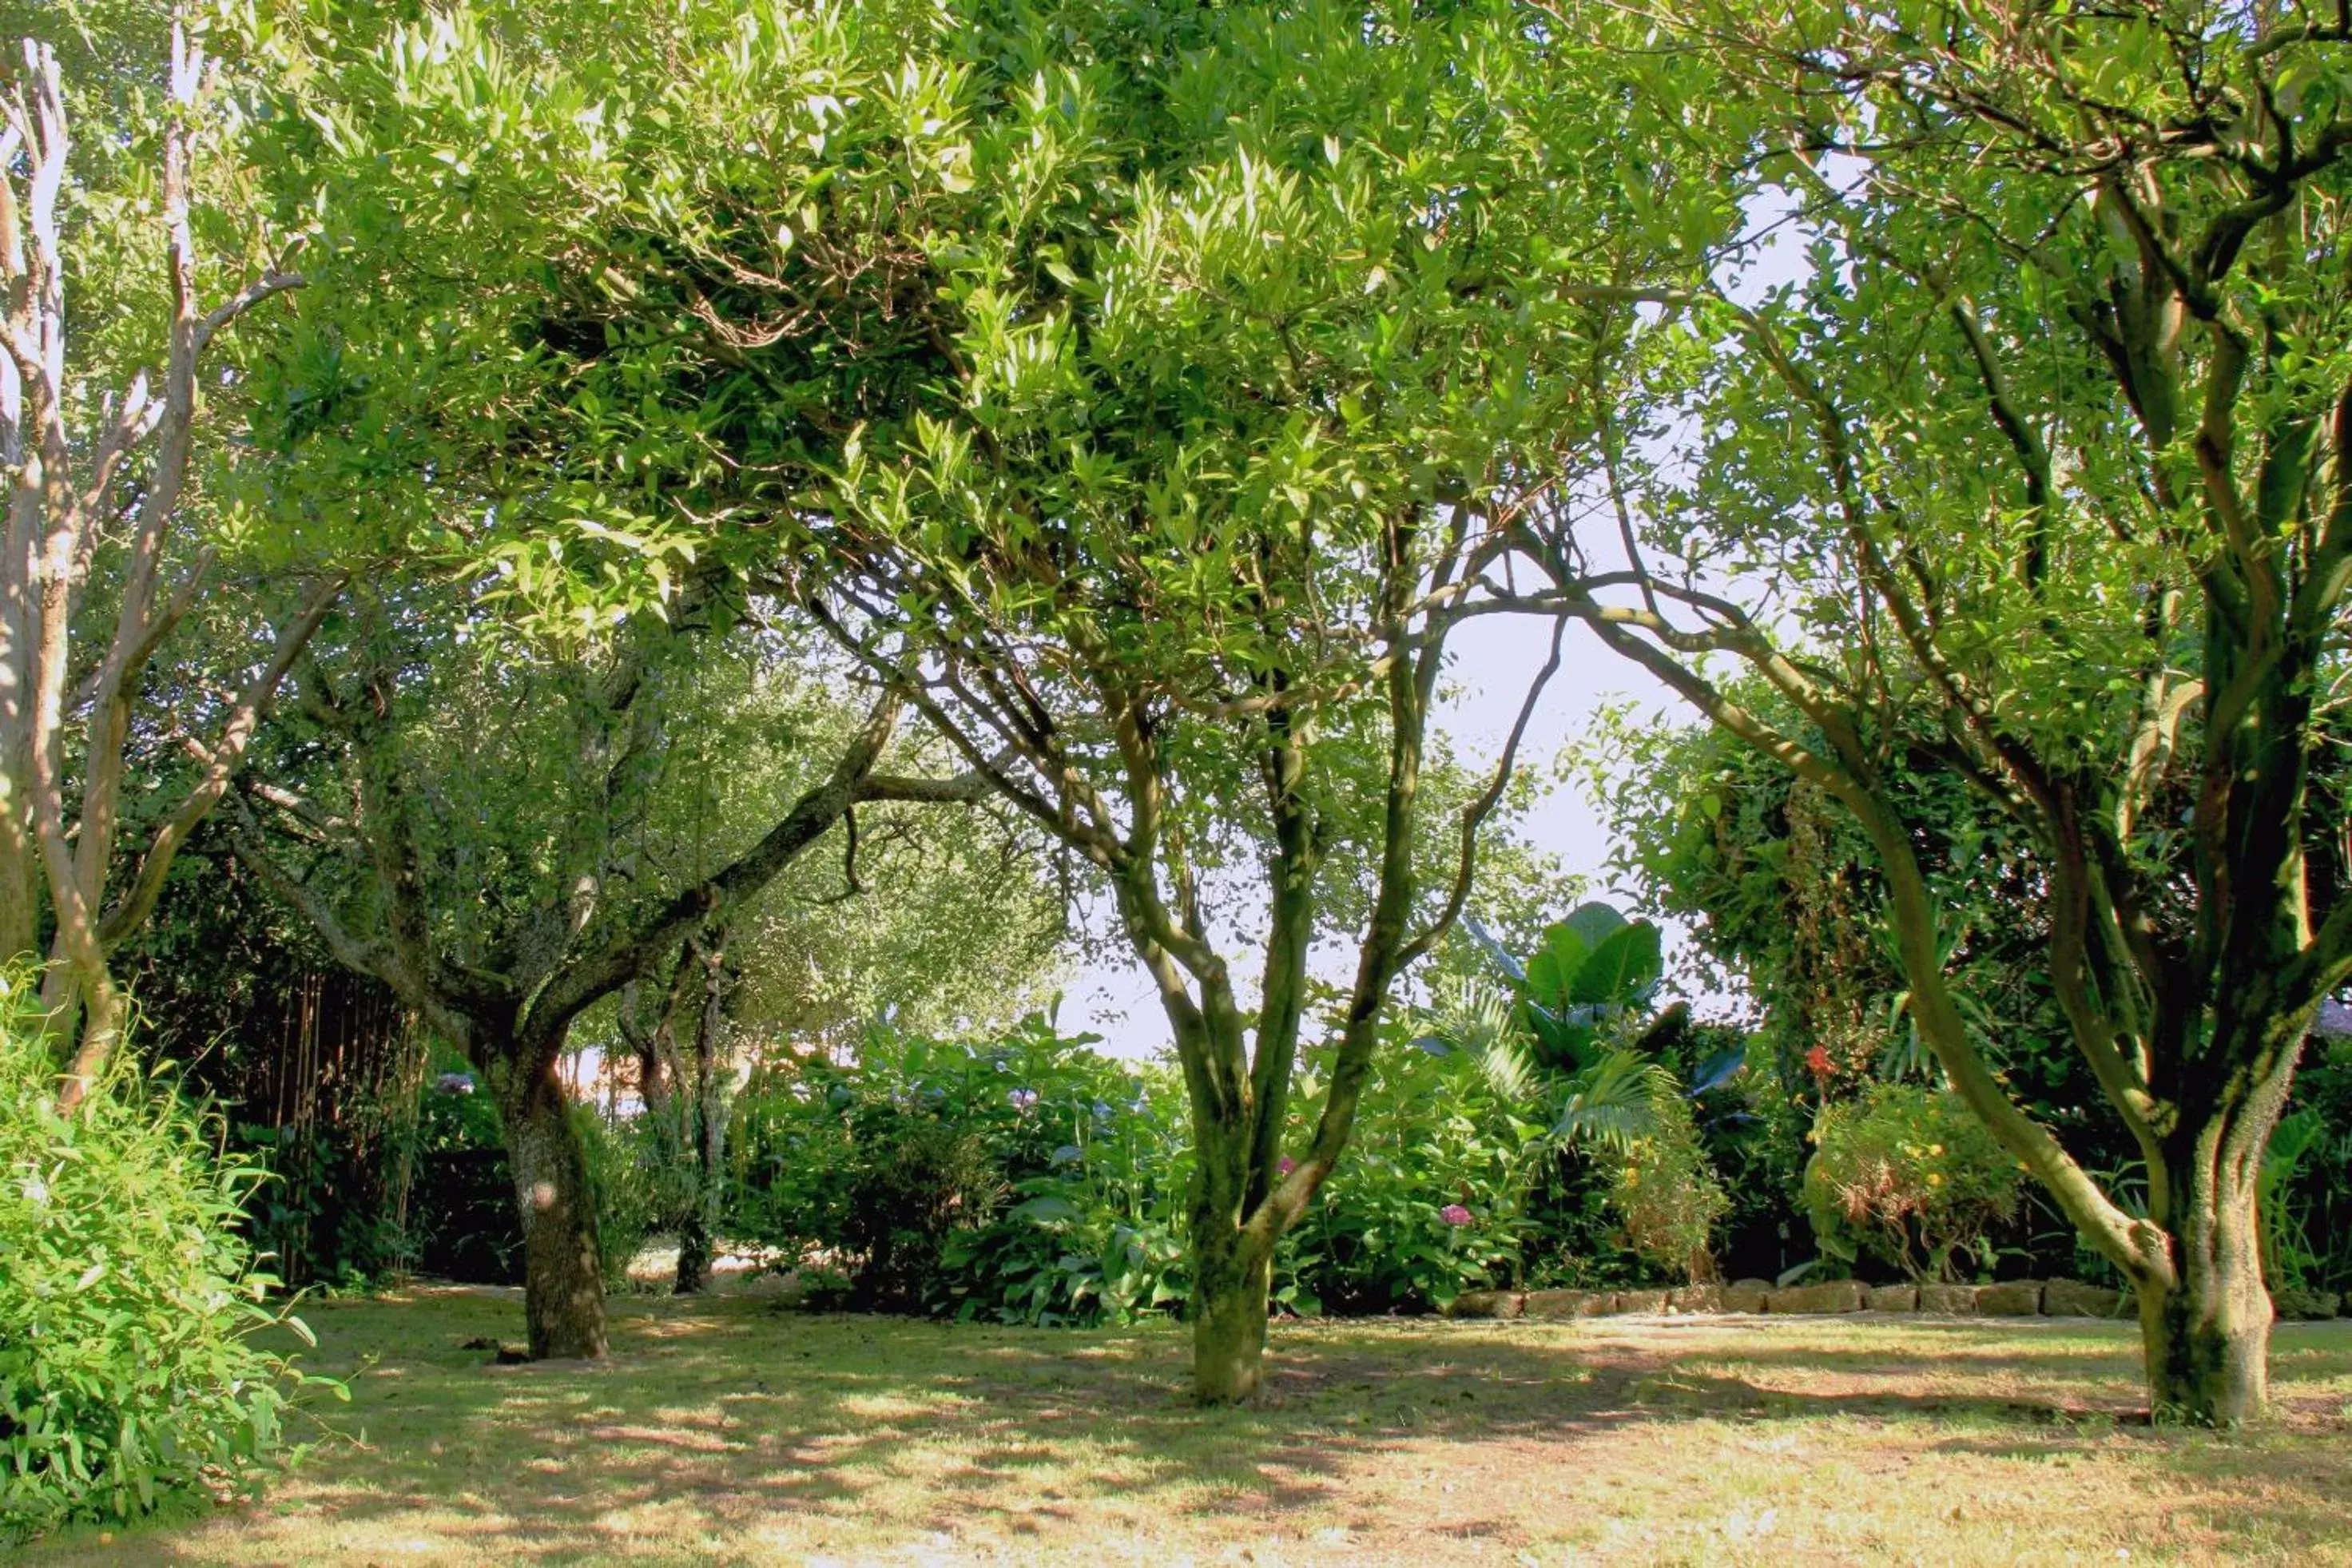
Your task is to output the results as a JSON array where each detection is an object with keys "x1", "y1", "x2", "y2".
[{"x1": 1805, "y1": 1043, "x2": 1834, "y2": 1080}]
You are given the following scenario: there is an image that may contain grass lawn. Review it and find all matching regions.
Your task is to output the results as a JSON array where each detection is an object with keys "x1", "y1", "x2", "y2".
[{"x1": 24, "y1": 1286, "x2": 2352, "y2": 1566}]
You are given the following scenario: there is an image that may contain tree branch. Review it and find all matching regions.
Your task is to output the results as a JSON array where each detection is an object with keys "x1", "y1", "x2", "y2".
[{"x1": 515, "y1": 691, "x2": 904, "y2": 1054}]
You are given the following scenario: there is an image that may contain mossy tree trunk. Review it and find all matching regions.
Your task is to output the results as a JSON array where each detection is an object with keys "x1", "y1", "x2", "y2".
[
  {"x1": 2137, "y1": 1185, "x2": 2271, "y2": 1425},
  {"x1": 673, "y1": 929, "x2": 733, "y2": 1296},
  {"x1": 1189, "y1": 1220, "x2": 1274, "y2": 1405},
  {"x1": 497, "y1": 1053, "x2": 609, "y2": 1359},
  {"x1": 2130, "y1": 1081, "x2": 2290, "y2": 1424}
]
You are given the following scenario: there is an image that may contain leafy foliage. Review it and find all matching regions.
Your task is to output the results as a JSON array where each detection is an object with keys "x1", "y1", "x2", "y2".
[
  {"x1": 1281, "y1": 1010, "x2": 1559, "y2": 1313},
  {"x1": 1602, "y1": 701, "x2": 2139, "y2": 1174},
  {"x1": 575, "y1": 1106, "x2": 690, "y2": 1291},
  {"x1": 725, "y1": 983, "x2": 1749, "y2": 1324},
  {"x1": 0, "y1": 974, "x2": 336, "y2": 1539},
  {"x1": 1610, "y1": 1092, "x2": 1731, "y2": 1284},
  {"x1": 1426, "y1": 909, "x2": 1741, "y2": 1288},
  {"x1": 1806, "y1": 1083, "x2": 2025, "y2": 1283},
  {"x1": 729, "y1": 1016, "x2": 1188, "y2": 1324},
  {"x1": 2271, "y1": 1031, "x2": 2352, "y2": 1296}
]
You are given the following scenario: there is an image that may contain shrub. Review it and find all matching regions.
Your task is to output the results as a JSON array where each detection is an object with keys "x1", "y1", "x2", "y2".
[
  {"x1": 0, "y1": 974, "x2": 334, "y2": 1540},
  {"x1": 1805, "y1": 1081, "x2": 2023, "y2": 1280},
  {"x1": 729, "y1": 990, "x2": 1763, "y2": 1320},
  {"x1": 729, "y1": 1015, "x2": 1189, "y2": 1322},
  {"x1": 840, "y1": 1115, "x2": 1007, "y2": 1311},
  {"x1": 2269, "y1": 1030, "x2": 2352, "y2": 1295},
  {"x1": 401, "y1": 1065, "x2": 522, "y2": 1284},
  {"x1": 1609, "y1": 1092, "x2": 1731, "y2": 1283},
  {"x1": 1284, "y1": 1018, "x2": 1554, "y2": 1313},
  {"x1": 576, "y1": 1106, "x2": 700, "y2": 1289}
]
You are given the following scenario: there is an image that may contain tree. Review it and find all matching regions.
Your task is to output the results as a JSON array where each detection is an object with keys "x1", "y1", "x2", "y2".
[
  {"x1": 225, "y1": 0, "x2": 1094, "y2": 1349},
  {"x1": 0, "y1": 19, "x2": 342, "y2": 1102},
  {"x1": 230, "y1": 586, "x2": 982, "y2": 1356},
  {"x1": 602, "y1": 701, "x2": 1067, "y2": 1296},
  {"x1": 791, "y1": 0, "x2": 1701, "y2": 1400},
  {"x1": 249, "y1": 0, "x2": 1701, "y2": 1395},
  {"x1": 1527, "y1": 0, "x2": 2352, "y2": 1422}
]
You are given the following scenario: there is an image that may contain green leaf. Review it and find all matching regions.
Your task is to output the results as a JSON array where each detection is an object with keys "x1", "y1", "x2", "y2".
[
  {"x1": 1562, "y1": 902, "x2": 1628, "y2": 951},
  {"x1": 1567, "y1": 921, "x2": 1663, "y2": 1008},
  {"x1": 1524, "y1": 923, "x2": 1588, "y2": 1008}
]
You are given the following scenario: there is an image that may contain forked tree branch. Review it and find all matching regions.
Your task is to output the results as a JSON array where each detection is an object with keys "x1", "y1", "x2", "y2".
[{"x1": 99, "y1": 572, "x2": 348, "y2": 948}]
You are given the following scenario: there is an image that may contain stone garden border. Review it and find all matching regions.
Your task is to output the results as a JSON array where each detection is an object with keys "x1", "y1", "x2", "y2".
[{"x1": 1444, "y1": 1280, "x2": 2348, "y2": 1321}]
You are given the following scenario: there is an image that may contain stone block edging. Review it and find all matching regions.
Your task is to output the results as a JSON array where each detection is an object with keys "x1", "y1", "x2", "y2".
[{"x1": 1441, "y1": 1277, "x2": 2193, "y2": 1321}]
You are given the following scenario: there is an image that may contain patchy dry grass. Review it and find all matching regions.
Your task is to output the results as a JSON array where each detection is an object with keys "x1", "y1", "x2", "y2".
[{"x1": 23, "y1": 1287, "x2": 2352, "y2": 1566}]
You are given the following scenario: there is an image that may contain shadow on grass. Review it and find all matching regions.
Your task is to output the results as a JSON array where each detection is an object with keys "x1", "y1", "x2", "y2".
[
  {"x1": 1573, "y1": 1312, "x2": 2352, "y2": 1389},
  {"x1": 32, "y1": 1290, "x2": 2352, "y2": 1563}
]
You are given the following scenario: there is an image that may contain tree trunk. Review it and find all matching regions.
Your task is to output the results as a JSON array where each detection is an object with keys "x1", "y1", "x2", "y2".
[
  {"x1": 673, "y1": 1052, "x2": 720, "y2": 1292},
  {"x1": 636, "y1": 1036, "x2": 669, "y2": 1118},
  {"x1": 674, "y1": 1211, "x2": 712, "y2": 1295},
  {"x1": 0, "y1": 800, "x2": 38, "y2": 962},
  {"x1": 503, "y1": 1061, "x2": 609, "y2": 1360},
  {"x1": 2140, "y1": 1142, "x2": 2272, "y2": 1425},
  {"x1": 674, "y1": 1071, "x2": 723, "y2": 1294},
  {"x1": 1190, "y1": 1223, "x2": 1273, "y2": 1405},
  {"x1": 673, "y1": 937, "x2": 728, "y2": 1294}
]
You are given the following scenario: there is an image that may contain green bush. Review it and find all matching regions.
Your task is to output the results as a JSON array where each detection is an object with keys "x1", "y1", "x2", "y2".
[
  {"x1": 730, "y1": 1015, "x2": 1190, "y2": 1323},
  {"x1": 1608, "y1": 1092, "x2": 1731, "y2": 1282},
  {"x1": 728, "y1": 982, "x2": 1760, "y2": 1321},
  {"x1": 935, "y1": 1030, "x2": 1194, "y2": 1325},
  {"x1": 1805, "y1": 1081, "x2": 2023, "y2": 1280},
  {"x1": 576, "y1": 1106, "x2": 688, "y2": 1289},
  {"x1": 739, "y1": 1010, "x2": 1562, "y2": 1324},
  {"x1": 2271, "y1": 1030, "x2": 2352, "y2": 1295},
  {"x1": 401, "y1": 1062, "x2": 522, "y2": 1284},
  {"x1": 1283, "y1": 1019, "x2": 1554, "y2": 1313},
  {"x1": 0, "y1": 975, "x2": 335, "y2": 1540}
]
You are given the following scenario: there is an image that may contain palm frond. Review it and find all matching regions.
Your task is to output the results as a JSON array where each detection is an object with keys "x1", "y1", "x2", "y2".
[
  {"x1": 1431, "y1": 979, "x2": 1540, "y2": 1102},
  {"x1": 1552, "y1": 1050, "x2": 1675, "y2": 1154}
]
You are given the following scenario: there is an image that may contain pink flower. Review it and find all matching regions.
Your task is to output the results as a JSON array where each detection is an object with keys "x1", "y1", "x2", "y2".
[
  {"x1": 1440, "y1": 1203, "x2": 1472, "y2": 1227},
  {"x1": 1805, "y1": 1044, "x2": 1834, "y2": 1081},
  {"x1": 1277, "y1": 1157, "x2": 1297, "y2": 1175}
]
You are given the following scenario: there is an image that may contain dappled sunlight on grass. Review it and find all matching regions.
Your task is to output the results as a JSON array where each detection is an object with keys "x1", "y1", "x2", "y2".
[{"x1": 19, "y1": 1288, "x2": 2352, "y2": 1565}]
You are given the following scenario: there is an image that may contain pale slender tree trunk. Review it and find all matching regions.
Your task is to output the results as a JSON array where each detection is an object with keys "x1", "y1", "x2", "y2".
[
  {"x1": 499, "y1": 1055, "x2": 609, "y2": 1360},
  {"x1": 0, "y1": 482, "x2": 38, "y2": 964},
  {"x1": 0, "y1": 30, "x2": 319, "y2": 1108},
  {"x1": 0, "y1": 784, "x2": 38, "y2": 961}
]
